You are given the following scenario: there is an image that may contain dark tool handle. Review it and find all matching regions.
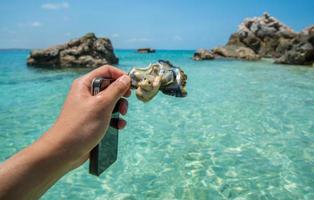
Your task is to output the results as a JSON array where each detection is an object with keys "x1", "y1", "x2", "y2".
[{"x1": 89, "y1": 77, "x2": 119, "y2": 176}]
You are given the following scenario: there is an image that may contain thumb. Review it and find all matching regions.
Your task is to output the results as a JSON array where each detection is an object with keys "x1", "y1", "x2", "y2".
[{"x1": 99, "y1": 75, "x2": 131, "y2": 103}]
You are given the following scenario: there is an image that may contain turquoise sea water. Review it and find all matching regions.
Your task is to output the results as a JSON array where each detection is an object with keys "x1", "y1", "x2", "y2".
[{"x1": 0, "y1": 49, "x2": 313, "y2": 199}]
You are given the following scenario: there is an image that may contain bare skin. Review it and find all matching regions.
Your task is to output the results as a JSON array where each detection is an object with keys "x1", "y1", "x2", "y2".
[{"x1": 0, "y1": 65, "x2": 131, "y2": 200}]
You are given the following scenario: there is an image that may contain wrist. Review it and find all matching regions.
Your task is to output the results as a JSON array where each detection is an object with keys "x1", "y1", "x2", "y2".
[
  {"x1": 33, "y1": 135, "x2": 75, "y2": 173},
  {"x1": 39, "y1": 127, "x2": 89, "y2": 170}
]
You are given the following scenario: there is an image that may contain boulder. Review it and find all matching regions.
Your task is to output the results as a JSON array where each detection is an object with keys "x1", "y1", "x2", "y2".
[
  {"x1": 227, "y1": 12, "x2": 295, "y2": 58},
  {"x1": 199, "y1": 12, "x2": 314, "y2": 66},
  {"x1": 27, "y1": 33, "x2": 118, "y2": 68},
  {"x1": 213, "y1": 46, "x2": 260, "y2": 61},
  {"x1": 192, "y1": 49, "x2": 215, "y2": 60},
  {"x1": 275, "y1": 26, "x2": 314, "y2": 65},
  {"x1": 137, "y1": 48, "x2": 156, "y2": 53}
]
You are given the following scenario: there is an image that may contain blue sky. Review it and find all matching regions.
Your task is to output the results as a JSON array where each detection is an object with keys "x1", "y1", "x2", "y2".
[{"x1": 0, "y1": 0, "x2": 313, "y2": 49}]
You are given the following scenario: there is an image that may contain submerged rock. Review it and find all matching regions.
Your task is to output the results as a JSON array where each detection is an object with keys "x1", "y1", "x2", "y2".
[
  {"x1": 27, "y1": 33, "x2": 118, "y2": 68},
  {"x1": 193, "y1": 49, "x2": 215, "y2": 61},
  {"x1": 195, "y1": 12, "x2": 313, "y2": 66},
  {"x1": 137, "y1": 48, "x2": 156, "y2": 53}
]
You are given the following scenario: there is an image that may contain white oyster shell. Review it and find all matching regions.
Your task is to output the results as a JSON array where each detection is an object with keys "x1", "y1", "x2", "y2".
[{"x1": 129, "y1": 60, "x2": 187, "y2": 102}]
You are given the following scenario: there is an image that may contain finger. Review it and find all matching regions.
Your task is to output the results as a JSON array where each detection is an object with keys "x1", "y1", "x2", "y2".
[
  {"x1": 112, "y1": 98, "x2": 128, "y2": 113},
  {"x1": 117, "y1": 119, "x2": 127, "y2": 129},
  {"x1": 124, "y1": 89, "x2": 131, "y2": 98},
  {"x1": 81, "y1": 65, "x2": 127, "y2": 85},
  {"x1": 118, "y1": 98, "x2": 128, "y2": 115},
  {"x1": 98, "y1": 75, "x2": 131, "y2": 104},
  {"x1": 110, "y1": 118, "x2": 127, "y2": 129}
]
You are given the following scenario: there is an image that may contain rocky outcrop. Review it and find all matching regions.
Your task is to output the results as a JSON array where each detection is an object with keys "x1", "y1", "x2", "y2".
[
  {"x1": 27, "y1": 33, "x2": 118, "y2": 68},
  {"x1": 227, "y1": 13, "x2": 297, "y2": 58},
  {"x1": 137, "y1": 48, "x2": 156, "y2": 53},
  {"x1": 275, "y1": 26, "x2": 314, "y2": 65},
  {"x1": 212, "y1": 46, "x2": 260, "y2": 60},
  {"x1": 194, "y1": 13, "x2": 314, "y2": 66},
  {"x1": 192, "y1": 49, "x2": 215, "y2": 60}
]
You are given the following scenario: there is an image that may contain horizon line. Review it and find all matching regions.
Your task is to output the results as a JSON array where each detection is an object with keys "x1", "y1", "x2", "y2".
[{"x1": 0, "y1": 48, "x2": 197, "y2": 51}]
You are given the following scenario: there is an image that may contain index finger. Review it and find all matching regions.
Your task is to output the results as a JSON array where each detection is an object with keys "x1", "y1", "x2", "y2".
[{"x1": 82, "y1": 65, "x2": 127, "y2": 85}]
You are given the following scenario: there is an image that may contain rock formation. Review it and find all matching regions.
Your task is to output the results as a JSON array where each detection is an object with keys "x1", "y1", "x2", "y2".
[
  {"x1": 275, "y1": 26, "x2": 314, "y2": 65},
  {"x1": 192, "y1": 49, "x2": 215, "y2": 60},
  {"x1": 212, "y1": 46, "x2": 260, "y2": 61},
  {"x1": 225, "y1": 12, "x2": 297, "y2": 58},
  {"x1": 194, "y1": 13, "x2": 314, "y2": 66},
  {"x1": 137, "y1": 48, "x2": 156, "y2": 53},
  {"x1": 27, "y1": 33, "x2": 118, "y2": 68}
]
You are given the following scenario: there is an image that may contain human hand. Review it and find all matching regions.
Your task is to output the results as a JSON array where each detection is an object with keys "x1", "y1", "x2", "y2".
[
  {"x1": 42, "y1": 65, "x2": 131, "y2": 169},
  {"x1": 0, "y1": 66, "x2": 131, "y2": 199}
]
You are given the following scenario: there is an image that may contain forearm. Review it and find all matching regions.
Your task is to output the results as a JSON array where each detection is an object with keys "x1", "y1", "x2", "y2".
[{"x1": 0, "y1": 131, "x2": 74, "y2": 200}]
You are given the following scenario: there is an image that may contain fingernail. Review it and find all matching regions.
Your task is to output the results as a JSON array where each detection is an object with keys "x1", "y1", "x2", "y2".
[{"x1": 118, "y1": 75, "x2": 131, "y2": 86}]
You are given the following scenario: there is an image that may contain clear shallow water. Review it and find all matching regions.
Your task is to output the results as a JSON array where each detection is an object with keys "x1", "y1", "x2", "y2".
[{"x1": 0, "y1": 49, "x2": 313, "y2": 199}]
